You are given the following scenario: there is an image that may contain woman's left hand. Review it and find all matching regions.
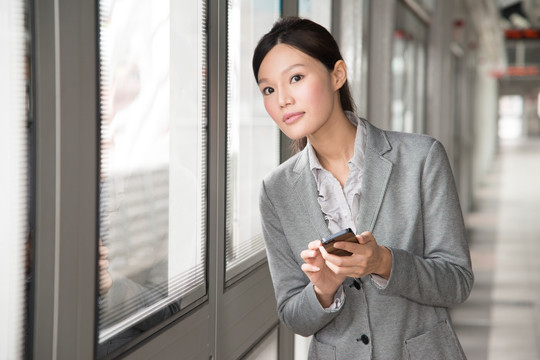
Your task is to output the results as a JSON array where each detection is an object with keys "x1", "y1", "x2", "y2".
[
  {"x1": 319, "y1": 231, "x2": 392, "y2": 279},
  {"x1": 99, "y1": 239, "x2": 113, "y2": 296}
]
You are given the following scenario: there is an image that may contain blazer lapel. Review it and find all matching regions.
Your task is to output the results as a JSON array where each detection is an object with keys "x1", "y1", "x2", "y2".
[
  {"x1": 289, "y1": 119, "x2": 393, "y2": 238},
  {"x1": 357, "y1": 120, "x2": 393, "y2": 233},
  {"x1": 291, "y1": 150, "x2": 332, "y2": 240}
]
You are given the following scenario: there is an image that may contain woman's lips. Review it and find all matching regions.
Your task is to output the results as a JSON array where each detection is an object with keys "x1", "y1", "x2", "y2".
[{"x1": 283, "y1": 112, "x2": 304, "y2": 124}]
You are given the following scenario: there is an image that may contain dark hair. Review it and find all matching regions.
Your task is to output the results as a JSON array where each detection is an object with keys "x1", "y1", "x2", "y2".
[{"x1": 252, "y1": 16, "x2": 355, "y2": 152}]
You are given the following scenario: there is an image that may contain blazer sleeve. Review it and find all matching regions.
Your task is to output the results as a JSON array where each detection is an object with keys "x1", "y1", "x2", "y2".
[
  {"x1": 376, "y1": 140, "x2": 474, "y2": 307},
  {"x1": 260, "y1": 180, "x2": 343, "y2": 337}
]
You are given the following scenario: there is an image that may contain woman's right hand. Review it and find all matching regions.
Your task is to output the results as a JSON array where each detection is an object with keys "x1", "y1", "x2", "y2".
[{"x1": 300, "y1": 240, "x2": 347, "y2": 307}]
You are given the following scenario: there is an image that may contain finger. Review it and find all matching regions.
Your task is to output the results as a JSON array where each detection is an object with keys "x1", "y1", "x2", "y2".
[
  {"x1": 300, "y1": 249, "x2": 318, "y2": 261},
  {"x1": 301, "y1": 263, "x2": 321, "y2": 273},
  {"x1": 332, "y1": 240, "x2": 360, "y2": 255},
  {"x1": 100, "y1": 245, "x2": 109, "y2": 257},
  {"x1": 319, "y1": 245, "x2": 329, "y2": 258},
  {"x1": 357, "y1": 231, "x2": 374, "y2": 245},
  {"x1": 320, "y1": 245, "x2": 363, "y2": 270},
  {"x1": 319, "y1": 246, "x2": 345, "y2": 266},
  {"x1": 319, "y1": 245, "x2": 342, "y2": 260},
  {"x1": 99, "y1": 259, "x2": 109, "y2": 269},
  {"x1": 308, "y1": 240, "x2": 322, "y2": 250},
  {"x1": 319, "y1": 247, "x2": 363, "y2": 277},
  {"x1": 323, "y1": 259, "x2": 342, "y2": 274}
]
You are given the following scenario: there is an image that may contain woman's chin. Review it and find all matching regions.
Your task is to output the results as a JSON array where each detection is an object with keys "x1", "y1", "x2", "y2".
[{"x1": 280, "y1": 129, "x2": 308, "y2": 141}]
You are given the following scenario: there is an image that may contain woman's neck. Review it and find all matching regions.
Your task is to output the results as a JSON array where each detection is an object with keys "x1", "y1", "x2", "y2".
[
  {"x1": 308, "y1": 111, "x2": 357, "y2": 187},
  {"x1": 309, "y1": 111, "x2": 356, "y2": 168}
]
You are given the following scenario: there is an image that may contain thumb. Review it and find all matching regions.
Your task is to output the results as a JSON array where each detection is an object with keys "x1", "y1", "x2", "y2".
[{"x1": 357, "y1": 231, "x2": 374, "y2": 245}]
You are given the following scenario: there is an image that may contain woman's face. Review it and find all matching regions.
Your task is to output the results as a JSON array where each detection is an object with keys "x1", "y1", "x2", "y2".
[{"x1": 257, "y1": 44, "x2": 343, "y2": 140}]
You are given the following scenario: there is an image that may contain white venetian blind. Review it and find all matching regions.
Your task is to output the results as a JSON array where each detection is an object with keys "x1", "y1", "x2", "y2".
[
  {"x1": 225, "y1": 0, "x2": 281, "y2": 282},
  {"x1": 97, "y1": 0, "x2": 207, "y2": 348},
  {"x1": 0, "y1": 0, "x2": 27, "y2": 358}
]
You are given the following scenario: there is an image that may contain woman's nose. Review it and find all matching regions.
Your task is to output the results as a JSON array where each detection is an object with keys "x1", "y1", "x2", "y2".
[{"x1": 278, "y1": 90, "x2": 293, "y2": 107}]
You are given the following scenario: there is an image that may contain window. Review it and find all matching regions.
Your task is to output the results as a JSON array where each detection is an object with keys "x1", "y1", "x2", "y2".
[
  {"x1": 299, "y1": 0, "x2": 332, "y2": 30},
  {"x1": 97, "y1": 0, "x2": 207, "y2": 354},
  {"x1": 391, "y1": 1, "x2": 427, "y2": 133},
  {"x1": 499, "y1": 95, "x2": 523, "y2": 139},
  {"x1": 225, "y1": 0, "x2": 281, "y2": 282},
  {"x1": 243, "y1": 327, "x2": 278, "y2": 360},
  {"x1": 0, "y1": 0, "x2": 28, "y2": 358},
  {"x1": 339, "y1": 0, "x2": 369, "y2": 115}
]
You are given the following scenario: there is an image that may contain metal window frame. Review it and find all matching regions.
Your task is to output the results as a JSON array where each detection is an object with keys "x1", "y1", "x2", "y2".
[
  {"x1": 368, "y1": 0, "x2": 395, "y2": 130},
  {"x1": 425, "y1": 0, "x2": 455, "y2": 151},
  {"x1": 33, "y1": 0, "x2": 98, "y2": 358},
  {"x1": 29, "y1": 0, "x2": 317, "y2": 359}
]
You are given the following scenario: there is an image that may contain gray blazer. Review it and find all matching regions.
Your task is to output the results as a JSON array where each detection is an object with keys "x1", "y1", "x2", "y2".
[{"x1": 259, "y1": 119, "x2": 473, "y2": 359}]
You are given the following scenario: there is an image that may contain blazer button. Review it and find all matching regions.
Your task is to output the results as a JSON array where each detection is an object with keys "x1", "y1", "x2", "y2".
[
  {"x1": 356, "y1": 334, "x2": 369, "y2": 345},
  {"x1": 349, "y1": 280, "x2": 361, "y2": 290}
]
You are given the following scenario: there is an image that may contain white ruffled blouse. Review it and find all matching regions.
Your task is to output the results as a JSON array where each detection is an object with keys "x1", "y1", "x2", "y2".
[
  {"x1": 306, "y1": 112, "x2": 387, "y2": 302},
  {"x1": 306, "y1": 111, "x2": 366, "y2": 235}
]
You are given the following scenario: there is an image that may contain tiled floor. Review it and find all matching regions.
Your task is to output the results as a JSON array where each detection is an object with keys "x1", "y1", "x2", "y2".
[{"x1": 451, "y1": 138, "x2": 540, "y2": 360}]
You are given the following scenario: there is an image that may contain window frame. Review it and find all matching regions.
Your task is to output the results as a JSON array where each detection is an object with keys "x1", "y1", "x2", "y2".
[
  {"x1": 30, "y1": 0, "x2": 296, "y2": 358},
  {"x1": 32, "y1": 0, "x2": 98, "y2": 357}
]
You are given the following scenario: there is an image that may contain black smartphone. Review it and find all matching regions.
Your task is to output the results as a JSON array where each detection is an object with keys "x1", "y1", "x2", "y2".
[{"x1": 321, "y1": 228, "x2": 357, "y2": 256}]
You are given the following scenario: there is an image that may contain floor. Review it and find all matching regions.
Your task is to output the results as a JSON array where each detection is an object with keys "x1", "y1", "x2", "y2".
[{"x1": 451, "y1": 138, "x2": 540, "y2": 360}]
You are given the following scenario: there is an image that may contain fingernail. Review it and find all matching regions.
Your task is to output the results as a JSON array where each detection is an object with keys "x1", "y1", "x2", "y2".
[{"x1": 312, "y1": 266, "x2": 320, "y2": 272}]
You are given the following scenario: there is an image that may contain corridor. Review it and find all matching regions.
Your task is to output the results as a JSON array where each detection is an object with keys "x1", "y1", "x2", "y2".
[{"x1": 452, "y1": 138, "x2": 540, "y2": 360}]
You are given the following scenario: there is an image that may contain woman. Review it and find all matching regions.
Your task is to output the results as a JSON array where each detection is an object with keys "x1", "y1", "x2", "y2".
[{"x1": 254, "y1": 17, "x2": 473, "y2": 359}]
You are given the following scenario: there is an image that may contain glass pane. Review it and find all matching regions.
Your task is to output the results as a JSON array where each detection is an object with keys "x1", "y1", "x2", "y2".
[
  {"x1": 391, "y1": 30, "x2": 406, "y2": 132},
  {"x1": 339, "y1": 0, "x2": 368, "y2": 115},
  {"x1": 499, "y1": 95, "x2": 523, "y2": 139},
  {"x1": 97, "y1": 0, "x2": 207, "y2": 354},
  {"x1": 225, "y1": 0, "x2": 281, "y2": 281},
  {"x1": 243, "y1": 327, "x2": 278, "y2": 360},
  {"x1": 295, "y1": 334, "x2": 312, "y2": 360},
  {"x1": 298, "y1": 0, "x2": 332, "y2": 31},
  {"x1": 0, "y1": 0, "x2": 28, "y2": 358},
  {"x1": 391, "y1": 1, "x2": 427, "y2": 133}
]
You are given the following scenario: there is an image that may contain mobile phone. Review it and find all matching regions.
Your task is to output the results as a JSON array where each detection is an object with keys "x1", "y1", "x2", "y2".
[{"x1": 321, "y1": 228, "x2": 357, "y2": 256}]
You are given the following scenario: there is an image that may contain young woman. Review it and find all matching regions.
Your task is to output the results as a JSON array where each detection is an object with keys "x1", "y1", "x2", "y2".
[{"x1": 254, "y1": 17, "x2": 473, "y2": 359}]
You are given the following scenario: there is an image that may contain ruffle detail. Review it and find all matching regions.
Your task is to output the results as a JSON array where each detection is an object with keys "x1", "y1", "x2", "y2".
[
  {"x1": 306, "y1": 112, "x2": 367, "y2": 234},
  {"x1": 315, "y1": 167, "x2": 361, "y2": 234}
]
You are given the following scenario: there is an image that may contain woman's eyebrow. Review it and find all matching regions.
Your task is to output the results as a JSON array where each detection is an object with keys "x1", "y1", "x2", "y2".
[
  {"x1": 282, "y1": 63, "x2": 305, "y2": 74},
  {"x1": 258, "y1": 63, "x2": 306, "y2": 85}
]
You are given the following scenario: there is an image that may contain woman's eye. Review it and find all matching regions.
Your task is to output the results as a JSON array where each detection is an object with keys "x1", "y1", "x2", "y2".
[
  {"x1": 291, "y1": 74, "x2": 303, "y2": 83},
  {"x1": 263, "y1": 87, "x2": 274, "y2": 95}
]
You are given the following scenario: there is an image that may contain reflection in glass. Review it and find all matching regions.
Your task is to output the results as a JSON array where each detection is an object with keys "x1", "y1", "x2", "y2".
[
  {"x1": 225, "y1": 0, "x2": 281, "y2": 281},
  {"x1": 0, "y1": 0, "x2": 27, "y2": 358},
  {"x1": 97, "y1": 0, "x2": 207, "y2": 355}
]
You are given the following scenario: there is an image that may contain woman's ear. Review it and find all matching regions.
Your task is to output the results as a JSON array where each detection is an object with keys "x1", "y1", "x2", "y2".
[{"x1": 332, "y1": 60, "x2": 347, "y2": 91}]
